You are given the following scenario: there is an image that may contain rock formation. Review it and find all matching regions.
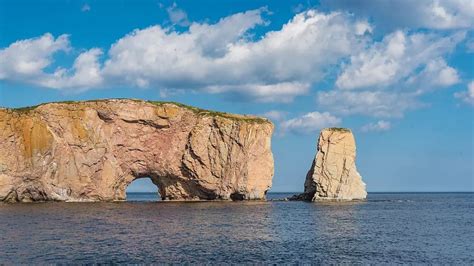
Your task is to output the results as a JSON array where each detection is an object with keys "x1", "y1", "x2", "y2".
[
  {"x1": 0, "y1": 99, "x2": 274, "y2": 202},
  {"x1": 294, "y1": 128, "x2": 366, "y2": 201}
]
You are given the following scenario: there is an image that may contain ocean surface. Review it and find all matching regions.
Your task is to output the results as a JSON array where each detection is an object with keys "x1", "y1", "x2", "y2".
[{"x1": 0, "y1": 192, "x2": 473, "y2": 264}]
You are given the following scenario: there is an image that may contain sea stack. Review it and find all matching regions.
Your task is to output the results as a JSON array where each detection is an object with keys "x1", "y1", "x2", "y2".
[
  {"x1": 297, "y1": 128, "x2": 366, "y2": 201},
  {"x1": 0, "y1": 99, "x2": 274, "y2": 202}
]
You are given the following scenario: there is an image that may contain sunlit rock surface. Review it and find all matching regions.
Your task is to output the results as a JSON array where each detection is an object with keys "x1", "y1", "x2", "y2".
[
  {"x1": 293, "y1": 128, "x2": 367, "y2": 201},
  {"x1": 0, "y1": 99, "x2": 274, "y2": 202}
]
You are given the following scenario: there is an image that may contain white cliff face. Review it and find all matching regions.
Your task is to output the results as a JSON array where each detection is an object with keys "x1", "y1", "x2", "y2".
[
  {"x1": 0, "y1": 99, "x2": 274, "y2": 202},
  {"x1": 300, "y1": 128, "x2": 367, "y2": 201}
]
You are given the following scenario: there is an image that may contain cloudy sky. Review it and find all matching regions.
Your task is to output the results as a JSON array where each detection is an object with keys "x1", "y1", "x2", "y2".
[{"x1": 1, "y1": 0, "x2": 473, "y2": 192}]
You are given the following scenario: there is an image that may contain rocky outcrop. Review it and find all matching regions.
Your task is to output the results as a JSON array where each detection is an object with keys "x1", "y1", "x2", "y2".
[
  {"x1": 293, "y1": 128, "x2": 366, "y2": 201},
  {"x1": 0, "y1": 99, "x2": 274, "y2": 202}
]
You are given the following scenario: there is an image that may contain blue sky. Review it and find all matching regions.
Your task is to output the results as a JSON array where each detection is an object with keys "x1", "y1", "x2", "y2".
[{"x1": 0, "y1": 0, "x2": 473, "y2": 192}]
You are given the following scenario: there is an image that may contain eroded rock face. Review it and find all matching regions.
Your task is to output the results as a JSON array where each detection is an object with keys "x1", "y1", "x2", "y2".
[
  {"x1": 0, "y1": 99, "x2": 274, "y2": 202},
  {"x1": 295, "y1": 128, "x2": 366, "y2": 201}
]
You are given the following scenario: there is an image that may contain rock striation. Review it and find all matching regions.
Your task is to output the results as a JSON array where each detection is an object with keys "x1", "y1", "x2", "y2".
[
  {"x1": 0, "y1": 99, "x2": 274, "y2": 202},
  {"x1": 294, "y1": 128, "x2": 366, "y2": 201}
]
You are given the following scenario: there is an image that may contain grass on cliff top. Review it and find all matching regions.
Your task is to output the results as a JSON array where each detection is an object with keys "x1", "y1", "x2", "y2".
[
  {"x1": 5, "y1": 98, "x2": 269, "y2": 123},
  {"x1": 325, "y1": 127, "x2": 351, "y2": 132},
  {"x1": 6, "y1": 100, "x2": 100, "y2": 113},
  {"x1": 147, "y1": 100, "x2": 268, "y2": 123},
  {"x1": 8, "y1": 105, "x2": 39, "y2": 113}
]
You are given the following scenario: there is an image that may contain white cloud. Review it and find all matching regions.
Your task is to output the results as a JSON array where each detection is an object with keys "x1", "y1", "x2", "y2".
[
  {"x1": 281, "y1": 111, "x2": 341, "y2": 134},
  {"x1": 100, "y1": 9, "x2": 369, "y2": 102},
  {"x1": 406, "y1": 58, "x2": 459, "y2": 93},
  {"x1": 361, "y1": 120, "x2": 391, "y2": 132},
  {"x1": 336, "y1": 30, "x2": 464, "y2": 90},
  {"x1": 322, "y1": 30, "x2": 463, "y2": 117},
  {"x1": 0, "y1": 33, "x2": 104, "y2": 91},
  {"x1": 0, "y1": 9, "x2": 371, "y2": 102},
  {"x1": 0, "y1": 7, "x2": 465, "y2": 111},
  {"x1": 317, "y1": 90, "x2": 421, "y2": 118},
  {"x1": 166, "y1": 2, "x2": 189, "y2": 26},
  {"x1": 454, "y1": 81, "x2": 474, "y2": 105},
  {"x1": 354, "y1": 20, "x2": 373, "y2": 35},
  {"x1": 39, "y1": 48, "x2": 104, "y2": 90},
  {"x1": 322, "y1": 0, "x2": 474, "y2": 30},
  {"x1": 418, "y1": 0, "x2": 474, "y2": 29},
  {"x1": 0, "y1": 33, "x2": 70, "y2": 81},
  {"x1": 100, "y1": 8, "x2": 266, "y2": 87}
]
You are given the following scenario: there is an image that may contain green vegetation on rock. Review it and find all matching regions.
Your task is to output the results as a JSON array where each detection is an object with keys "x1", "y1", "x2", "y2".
[
  {"x1": 147, "y1": 100, "x2": 268, "y2": 123},
  {"x1": 326, "y1": 127, "x2": 351, "y2": 132},
  {"x1": 7, "y1": 105, "x2": 39, "y2": 113},
  {"x1": 5, "y1": 98, "x2": 270, "y2": 123}
]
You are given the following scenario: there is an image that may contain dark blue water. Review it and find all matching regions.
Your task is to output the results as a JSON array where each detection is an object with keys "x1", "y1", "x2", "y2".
[{"x1": 0, "y1": 193, "x2": 473, "y2": 264}]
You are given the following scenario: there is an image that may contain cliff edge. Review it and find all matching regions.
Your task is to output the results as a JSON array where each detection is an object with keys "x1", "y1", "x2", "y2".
[
  {"x1": 0, "y1": 99, "x2": 274, "y2": 202},
  {"x1": 294, "y1": 128, "x2": 366, "y2": 201}
]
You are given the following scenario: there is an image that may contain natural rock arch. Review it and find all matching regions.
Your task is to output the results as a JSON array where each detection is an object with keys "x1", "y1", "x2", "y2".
[{"x1": 0, "y1": 99, "x2": 274, "y2": 202}]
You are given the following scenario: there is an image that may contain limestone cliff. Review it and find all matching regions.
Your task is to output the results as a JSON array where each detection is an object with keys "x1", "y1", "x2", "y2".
[
  {"x1": 294, "y1": 128, "x2": 366, "y2": 201},
  {"x1": 0, "y1": 99, "x2": 274, "y2": 202}
]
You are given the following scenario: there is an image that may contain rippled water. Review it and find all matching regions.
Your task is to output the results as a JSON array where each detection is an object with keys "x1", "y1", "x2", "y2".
[{"x1": 0, "y1": 193, "x2": 473, "y2": 264}]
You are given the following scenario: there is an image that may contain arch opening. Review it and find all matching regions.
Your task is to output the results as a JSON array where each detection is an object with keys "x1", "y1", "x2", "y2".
[{"x1": 125, "y1": 177, "x2": 161, "y2": 202}]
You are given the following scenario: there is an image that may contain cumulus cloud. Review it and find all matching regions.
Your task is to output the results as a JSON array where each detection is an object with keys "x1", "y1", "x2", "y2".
[
  {"x1": 406, "y1": 58, "x2": 459, "y2": 93},
  {"x1": 0, "y1": 33, "x2": 70, "y2": 81},
  {"x1": 336, "y1": 30, "x2": 463, "y2": 90},
  {"x1": 354, "y1": 20, "x2": 373, "y2": 35},
  {"x1": 0, "y1": 33, "x2": 103, "y2": 91},
  {"x1": 280, "y1": 111, "x2": 341, "y2": 134},
  {"x1": 0, "y1": 7, "x2": 465, "y2": 110},
  {"x1": 101, "y1": 8, "x2": 266, "y2": 87},
  {"x1": 100, "y1": 9, "x2": 369, "y2": 102},
  {"x1": 361, "y1": 120, "x2": 391, "y2": 132},
  {"x1": 318, "y1": 30, "x2": 463, "y2": 118},
  {"x1": 0, "y1": 9, "x2": 371, "y2": 102},
  {"x1": 40, "y1": 48, "x2": 104, "y2": 90},
  {"x1": 454, "y1": 81, "x2": 474, "y2": 105},
  {"x1": 321, "y1": 0, "x2": 474, "y2": 30}
]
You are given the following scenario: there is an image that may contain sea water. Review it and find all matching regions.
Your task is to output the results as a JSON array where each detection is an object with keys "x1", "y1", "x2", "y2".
[{"x1": 0, "y1": 193, "x2": 472, "y2": 264}]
